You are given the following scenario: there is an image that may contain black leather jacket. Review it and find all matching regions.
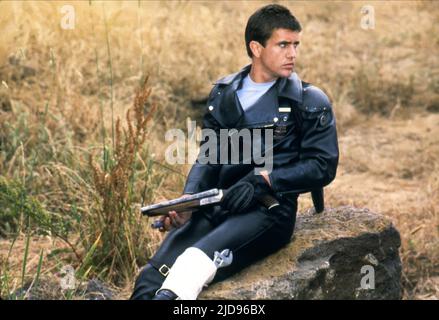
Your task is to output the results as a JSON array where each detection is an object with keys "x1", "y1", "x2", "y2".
[{"x1": 183, "y1": 65, "x2": 339, "y2": 200}]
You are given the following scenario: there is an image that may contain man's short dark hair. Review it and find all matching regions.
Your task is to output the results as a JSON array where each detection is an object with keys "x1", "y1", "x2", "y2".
[{"x1": 245, "y1": 4, "x2": 302, "y2": 58}]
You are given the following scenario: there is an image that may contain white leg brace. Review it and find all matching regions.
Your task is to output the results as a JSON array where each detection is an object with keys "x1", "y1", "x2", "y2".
[{"x1": 159, "y1": 247, "x2": 217, "y2": 300}]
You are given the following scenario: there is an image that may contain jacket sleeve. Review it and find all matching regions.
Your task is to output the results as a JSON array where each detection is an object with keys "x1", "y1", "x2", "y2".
[
  {"x1": 269, "y1": 88, "x2": 339, "y2": 195},
  {"x1": 182, "y1": 110, "x2": 222, "y2": 194}
]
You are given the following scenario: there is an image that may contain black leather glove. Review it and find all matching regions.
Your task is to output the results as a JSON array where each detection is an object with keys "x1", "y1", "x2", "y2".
[
  {"x1": 221, "y1": 181, "x2": 255, "y2": 214},
  {"x1": 239, "y1": 171, "x2": 272, "y2": 198},
  {"x1": 221, "y1": 171, "x2": 272, "y2": 214}
]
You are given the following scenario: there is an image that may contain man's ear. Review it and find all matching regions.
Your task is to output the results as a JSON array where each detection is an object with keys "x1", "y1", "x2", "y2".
[{"x1": 249, "y1": 40, "x2": 263, "y2": 58}]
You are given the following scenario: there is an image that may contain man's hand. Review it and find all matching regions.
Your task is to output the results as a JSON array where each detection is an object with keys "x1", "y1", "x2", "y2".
[
  {"x1": 221, "y1": 170, "x2": 273, "y2": 214},
  {"x1": 158, "y1": 195, "x2": 192, "y2": 233}
]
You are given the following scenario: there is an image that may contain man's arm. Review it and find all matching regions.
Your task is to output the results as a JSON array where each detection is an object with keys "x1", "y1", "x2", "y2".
[
  {"x1": 182, "y1": 110, "x2": 222, "y2": 194},
  {"x1": 268, "y1": 96, "x2": 339, "y2": 194},
  {"x1": 239, "y1": 88, "x2": 339, "y2": 196}
]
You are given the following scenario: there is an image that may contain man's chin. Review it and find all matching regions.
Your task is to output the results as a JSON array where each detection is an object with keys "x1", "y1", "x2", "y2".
[{"x1": 278, "y1": 69, "x2": 294, "y2": 78}]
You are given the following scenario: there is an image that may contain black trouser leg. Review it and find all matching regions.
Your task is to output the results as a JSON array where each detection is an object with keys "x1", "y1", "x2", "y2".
[
  {"x1": 131, "y1": 198, "x2": 297, "y2": 299},
  {"x1": 130, "y1": 263, "x2": 165, "y2": 300},
  {"x1": 194, "y1": 200, "x2": 297, "y2": 283},
  {"x1": 130, "y1": 213, "x2": 216, "y2": 300}
]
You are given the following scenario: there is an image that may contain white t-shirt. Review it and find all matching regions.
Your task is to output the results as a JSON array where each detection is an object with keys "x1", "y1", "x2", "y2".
[{"x1": 236, "y1": 74, "x2": 277, "y2": 112}]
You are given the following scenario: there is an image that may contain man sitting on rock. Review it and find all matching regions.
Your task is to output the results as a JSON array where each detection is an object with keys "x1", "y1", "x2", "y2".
[{"x1": 131, "y1": 3, "x2": 339, "y2": 300}]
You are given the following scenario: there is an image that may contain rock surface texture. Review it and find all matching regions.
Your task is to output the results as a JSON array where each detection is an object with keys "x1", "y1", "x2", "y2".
[{"x1": 201, "y1": 206, "x2": 402, "y2": 300}]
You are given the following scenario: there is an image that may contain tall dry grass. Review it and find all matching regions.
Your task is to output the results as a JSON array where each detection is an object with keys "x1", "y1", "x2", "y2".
[
  {"x1": 87, "y1": 78, "x2": 158, "y2": 283},
  {"x1": 0, "y1": 1, "x2": 438, "y2": 299}
]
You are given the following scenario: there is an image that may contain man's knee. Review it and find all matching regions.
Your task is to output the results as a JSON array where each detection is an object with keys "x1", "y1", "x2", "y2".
[{"x1": 271, "y1": 204, "x2": 297, "y2": 245}]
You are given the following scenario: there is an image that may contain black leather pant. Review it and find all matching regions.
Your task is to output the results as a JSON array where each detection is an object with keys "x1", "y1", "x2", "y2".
[{"x1": 130, "y1": 196, "x2": 298, "y2": 300}]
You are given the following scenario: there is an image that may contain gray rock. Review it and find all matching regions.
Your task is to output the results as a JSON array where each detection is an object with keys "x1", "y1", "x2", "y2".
[
  {"x1": 84, "y1": 278, "x2": 115, "y2": 300},
  {"x1": 200, "y1": 206, "x2": 402, "y2": 300},
  {"x1": 10, "y1": 277, "x2": 116, "y2": 300}
]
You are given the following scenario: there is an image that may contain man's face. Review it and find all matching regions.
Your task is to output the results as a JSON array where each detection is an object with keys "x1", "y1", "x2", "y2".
[{"x1": 253, "y1": 28, "x2": 301, "y2": 79}]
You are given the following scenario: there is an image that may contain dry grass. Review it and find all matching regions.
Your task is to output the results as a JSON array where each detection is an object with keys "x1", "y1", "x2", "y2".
[
  {"x1": 0, "y1": 1, "x2": 438, "y2": 299},
  {"x1": 87, "y1": 77, "x2": 157, "y2": 283}
]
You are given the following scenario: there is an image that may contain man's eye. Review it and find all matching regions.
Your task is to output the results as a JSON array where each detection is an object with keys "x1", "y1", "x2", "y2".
[{"x1": 279, "y1": 43, "x2": 287, "y2": 48}]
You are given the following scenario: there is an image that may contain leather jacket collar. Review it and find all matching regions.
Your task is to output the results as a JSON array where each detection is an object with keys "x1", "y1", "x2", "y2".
[
  {"x1": 215, "y1": 64, "x2": 303, "y2": 103},
  {"x1": 209, "y1": 65, "x2": 304, "y2": 128}
]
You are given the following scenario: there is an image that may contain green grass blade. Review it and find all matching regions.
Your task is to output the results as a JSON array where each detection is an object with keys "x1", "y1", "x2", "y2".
[
  {"x1": 21, "y1": 231, "x2": 31, "y2": 294},
  {"x1": 33, "y1": 249, "x2": 44, "y2": 288},
  {"x1": 76, "y1": 232, "x2": 102, "y2": 279}
]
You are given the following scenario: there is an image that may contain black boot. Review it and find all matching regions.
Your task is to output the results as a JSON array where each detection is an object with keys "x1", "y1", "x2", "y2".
[
  {"x1": 152, "y1": 289, "x2": 178, "y2": 300},
  {"x1": 130, "y1": 263, "x2": 165, "y2": 300}
]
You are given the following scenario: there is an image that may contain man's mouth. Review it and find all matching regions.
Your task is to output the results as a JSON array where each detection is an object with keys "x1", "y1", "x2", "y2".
[{"x1": 283, "y1": 63, "x2": 294, "y2": 69}]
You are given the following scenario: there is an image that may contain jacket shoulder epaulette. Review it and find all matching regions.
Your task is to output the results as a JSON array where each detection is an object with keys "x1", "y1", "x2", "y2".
[
  {"x1": 213, "y1": 68, "x2": 245, "y2": 86},
  {"x1": 298, "y1": 83, "x2": 332, "y2": 113}
]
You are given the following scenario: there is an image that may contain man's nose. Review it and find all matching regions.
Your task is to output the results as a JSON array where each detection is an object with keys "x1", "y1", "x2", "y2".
[{"x1": 287, "y1": 46, "x2": 297, "y2": 59}]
